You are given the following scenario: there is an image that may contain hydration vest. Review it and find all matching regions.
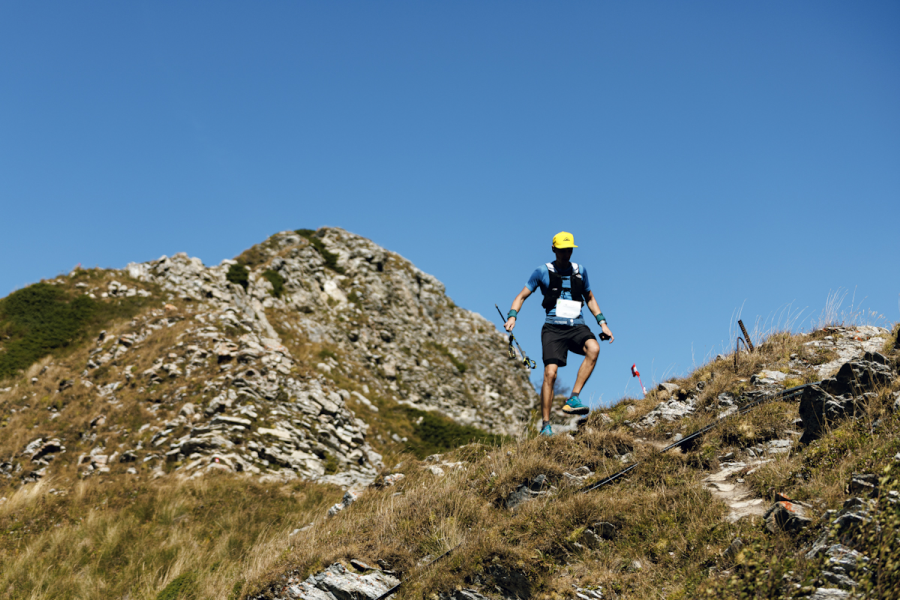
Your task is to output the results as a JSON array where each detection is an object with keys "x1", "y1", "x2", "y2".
[{"x1": 541, "y1": 262, "x2": 586, "y2": 312}]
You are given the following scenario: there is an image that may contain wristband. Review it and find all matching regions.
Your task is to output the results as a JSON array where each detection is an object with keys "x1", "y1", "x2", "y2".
[
  {"x1": 507, "y1": 309, "x2": 518, "y2": 319},
  {"x1": 596, "y1": 312, "x2": 606, "y2": 325}
]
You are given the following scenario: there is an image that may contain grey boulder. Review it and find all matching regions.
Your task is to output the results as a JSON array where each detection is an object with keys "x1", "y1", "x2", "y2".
[
  {"x1": 764, "y1": 501, "x2": 811, "y2": 534},
  {"x1": 809, "y1": 589, "x2": 849, "y2": 600},
  {"x1": 799, "y1": 353, "x2": 894, "y2": 443},
  {"x1": 286, "y1": 563, "x2": 399, "y2": 600}
]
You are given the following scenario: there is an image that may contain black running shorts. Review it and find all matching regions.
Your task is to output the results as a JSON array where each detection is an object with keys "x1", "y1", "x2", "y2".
[{"x1": 541, "y1": 324, "x2": 596, "y2": 367}]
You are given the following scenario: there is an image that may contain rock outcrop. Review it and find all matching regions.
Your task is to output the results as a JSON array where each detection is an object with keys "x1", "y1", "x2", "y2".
[
  {"x1": 127, "y1": 228, "x2": 535, "y2": 432},
  {"x1": 265, "y1": 562, "x2": 399, "y2": 600},
  {"x1": 799, "y1": 351, "x2": 894, "y2": 444},
  {"x1": 4, "y1": 228, "x2": 537, "y2": 489},
  {"x1": 803, "y1": 326, "x2": 890, "y2": 378}
]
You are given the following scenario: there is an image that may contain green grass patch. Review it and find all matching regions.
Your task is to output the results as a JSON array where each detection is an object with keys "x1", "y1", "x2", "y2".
[
  {"x1": 0, "y1": 283, "x2": 95, "y2": 379},
  {"x1": 317, "y1": 348, "x2": 337, "y2": 361},
  {"x1": 295, "y1": 229, "x2": 345, "y2": 274},
  {"x1": 323, "y1": 452, "x2": 340, "y2": 475},
  {"x1": 262, "y1": 269, "x2": 285, "y2": 298},
  {"x1": 225, "y1": 263, "x2": 249, "y2": 290},
  {"x1": 229, "y1": 579, "x2": 245, "y2": 600},
  {"x1": 402, "y1": 407, "x2": 504, "y2": 458},
  {"x1": 427, "y1": 342, "x2": 468, "y2": 374},
  {"x1": 155, "y1": 572, "x2": 196, "y2": 600},
  {"x1": 0, "y1": 282, "x2": 151, "y2": 381}
]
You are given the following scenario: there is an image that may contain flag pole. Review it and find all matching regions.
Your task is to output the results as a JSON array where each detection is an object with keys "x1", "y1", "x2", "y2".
[{"x1": 631, "y1": 363, "x2": 647, "y2": 397}]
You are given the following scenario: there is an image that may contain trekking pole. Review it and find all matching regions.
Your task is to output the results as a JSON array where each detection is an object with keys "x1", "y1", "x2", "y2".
[{"x1": 495, "y1": 304, "x2": 537, "y2": 370}]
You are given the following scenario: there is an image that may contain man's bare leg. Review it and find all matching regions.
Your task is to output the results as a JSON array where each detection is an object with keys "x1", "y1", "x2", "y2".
[
  {"x1": 541, "y1": 363, "x2": 558, "y2": 422},
  {"x1": 571, "y1": 339, "x2": 600, "y2": 396}
]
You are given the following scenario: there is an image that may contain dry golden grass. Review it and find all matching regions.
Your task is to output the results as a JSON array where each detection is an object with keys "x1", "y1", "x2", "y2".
[
  {"x1": 3, "y1": 267, "x2": 897, "y2": 600},
  {"x1": 245, "y1": 324, "x2": 899, "y2": 600},
  {"x1": 0, "y1": 310, "x2": 204, "y2": 488},
  {"x1": 247, "y1": 428, "x2": 734, "y2": 599},
  {"x1": 0, "y1": 472, "x2": 343, "y2": 600}
]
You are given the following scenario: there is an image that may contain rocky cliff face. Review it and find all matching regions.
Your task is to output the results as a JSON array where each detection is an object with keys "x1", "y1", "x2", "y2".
[{"x1": 1, "y1": 228, "x2": 537, "y2": 489}]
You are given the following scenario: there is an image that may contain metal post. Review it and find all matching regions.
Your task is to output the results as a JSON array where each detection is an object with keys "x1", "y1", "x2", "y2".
[{"x1": 738, "y1": 319, "x2": 754, "y2": 352}]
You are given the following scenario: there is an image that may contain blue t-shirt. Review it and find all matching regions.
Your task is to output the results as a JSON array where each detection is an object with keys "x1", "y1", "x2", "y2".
[{"x1": 525, "y1": 262, "x2": 592, "y2": 326}]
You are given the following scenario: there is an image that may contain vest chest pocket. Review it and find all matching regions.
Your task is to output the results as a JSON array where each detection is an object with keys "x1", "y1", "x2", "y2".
[{"x1": 555, "y1": 299, "x2": 582, "y2": 319}]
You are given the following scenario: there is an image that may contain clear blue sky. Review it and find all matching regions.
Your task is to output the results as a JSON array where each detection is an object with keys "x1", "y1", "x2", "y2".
[{"x1": 2, "y1": 2, "x2": 898, "y2": 405}]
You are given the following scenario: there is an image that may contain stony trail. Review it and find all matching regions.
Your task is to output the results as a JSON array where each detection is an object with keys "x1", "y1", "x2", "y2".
[{"x1": 703, "y1": 459, "x2": 771, "y2": 522}]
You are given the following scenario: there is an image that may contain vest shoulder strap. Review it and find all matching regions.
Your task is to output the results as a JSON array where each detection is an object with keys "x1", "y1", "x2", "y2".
[{"x1": 547, "y1": 262, "x2": 580, "y2": 275}]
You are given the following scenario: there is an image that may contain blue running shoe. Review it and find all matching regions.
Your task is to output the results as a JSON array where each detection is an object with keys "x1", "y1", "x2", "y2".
[
  {"x1": 540, "y1": 423, "x2": 553, "y2": 436},
  {"x1": 562, "y1": 395, "x2": 590, "y2": 416}
]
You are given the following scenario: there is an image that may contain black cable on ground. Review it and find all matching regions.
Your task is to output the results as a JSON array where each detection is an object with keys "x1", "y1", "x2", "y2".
[
  {"x1": 578, "y1": 381, "x2": 819, "y2": 494},
  {"x1": 372, "y1": 544, "x2": 459, "y2": 600}
]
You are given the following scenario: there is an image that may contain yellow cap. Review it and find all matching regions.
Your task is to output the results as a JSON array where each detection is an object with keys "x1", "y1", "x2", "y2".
[{"x1": 552, "y1": 231, "x2": 578, "y2": 249}]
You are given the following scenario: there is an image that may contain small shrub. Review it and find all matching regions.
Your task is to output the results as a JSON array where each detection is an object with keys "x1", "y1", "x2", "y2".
[
  {"x1": 323, "y1": 452, "x2": 340, "y2": 475},
  {"x1": 317, "y1": 348, "x2": 337, "y2": 361},
  {"x1": 887, "y1": 323, "x2": 900, "y2": 354},
  {"x1": 229, "y1": 580, "x2": 245, "y2": 600},
  {"x1": 295, "y1": 229, "x2": 345, "y2": 274},
  {"x1": 226, "y1": 263, "x2": 249, "y2": 290},
  {"x1": 156, "y1": 572, "x2": 196, "y2": 600},
  {"x1": 403, "y1": 407, "x2": 504, "y2": 458},
  {"x1": 262, "y1": 269, "x2": 285, "y2": 298},
  {"x1": 782, "y1": 377, "x2": 803, "y2": 389}
]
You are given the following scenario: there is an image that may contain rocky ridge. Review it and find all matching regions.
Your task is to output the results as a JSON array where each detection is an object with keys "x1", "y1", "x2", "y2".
[{"x1": 1, "y1": 228, "x2": 536, "y2": 490}]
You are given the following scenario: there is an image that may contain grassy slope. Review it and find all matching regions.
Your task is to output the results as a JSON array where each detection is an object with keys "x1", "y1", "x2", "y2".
[
  {"x1": 0, "y1": 271, "x2": 348, "y2": 599},
  {"x1": 0, "y1": 271, "x2": 158, "y2": 380},
  {"x1": 1, "y1": 265, "x2": 897, "y2": 599},
  {"x1": 0, "y1": 262, "x2": 514, "y2": 600},
  {"x1": 0, "y1": 475, "x2": 342, "y2": 600},
  {"x1": 250, "y1": 325, "x2": 900, "y2": 600}
]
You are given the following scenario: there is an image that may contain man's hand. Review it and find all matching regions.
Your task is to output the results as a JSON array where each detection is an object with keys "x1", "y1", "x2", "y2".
[
  {"x1": 600, "y1": 322, "x2": 614, "y2": 343},
  {"x1": 505, "y1": 287, "x2": 531, "y2": 332}
]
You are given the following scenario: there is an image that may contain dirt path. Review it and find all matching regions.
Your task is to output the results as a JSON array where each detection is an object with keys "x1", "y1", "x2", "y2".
[{"x1": 639, "y1": 437, "x2": 771, "y2": 522}]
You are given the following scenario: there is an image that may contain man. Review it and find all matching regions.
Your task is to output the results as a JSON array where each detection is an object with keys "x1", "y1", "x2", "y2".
[{"x1": 504, "y1": 231, "x2": 614, "y2": 436}]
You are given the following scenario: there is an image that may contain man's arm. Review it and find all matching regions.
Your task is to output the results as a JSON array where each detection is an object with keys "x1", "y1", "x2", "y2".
[
  {"x1": 504, "y1": 286, "x2": 532, "y2": 331},
  {"x1": 584, "y1": 290, "x2": 614, "y2": 343}
]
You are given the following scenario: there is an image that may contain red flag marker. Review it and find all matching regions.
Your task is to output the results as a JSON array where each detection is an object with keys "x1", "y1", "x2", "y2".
[{"x1": 631, "y1": 363, "x2": 647, "y2": 397}]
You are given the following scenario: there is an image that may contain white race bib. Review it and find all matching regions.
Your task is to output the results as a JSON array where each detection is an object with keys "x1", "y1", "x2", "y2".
[{"x1": 555, "y1": 299, "x2": 582, "y2": 319}]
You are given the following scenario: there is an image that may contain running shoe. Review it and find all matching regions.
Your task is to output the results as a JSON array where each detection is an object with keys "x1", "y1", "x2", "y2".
[
  {"x1": 539, "y1": 423, "x2": 553, "y2": 436},
  {"x1": 562, "y1": 395, "x2": 590, "y2": 416}
]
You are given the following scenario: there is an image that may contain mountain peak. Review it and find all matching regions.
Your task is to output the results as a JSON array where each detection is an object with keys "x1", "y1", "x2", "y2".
[{"x1": 1, "y1": 227, "x2": 536, "y2": 491}]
